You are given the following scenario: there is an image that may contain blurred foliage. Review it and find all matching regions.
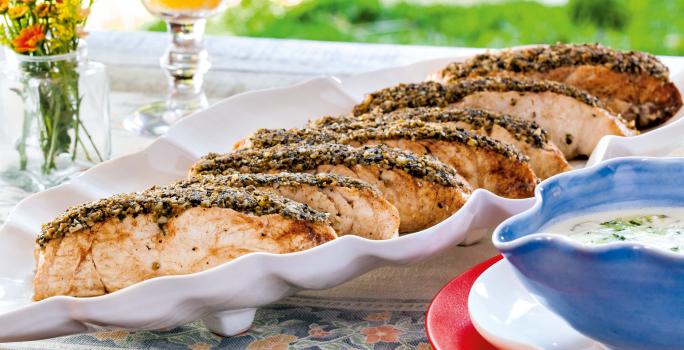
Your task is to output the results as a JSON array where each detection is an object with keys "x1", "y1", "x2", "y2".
[
  {"x1": 149, "y1": 0, "x2": 684, "y2": 55},
  {"x1": 568, "y1": 0, "x2": 629, "y2": 31}
]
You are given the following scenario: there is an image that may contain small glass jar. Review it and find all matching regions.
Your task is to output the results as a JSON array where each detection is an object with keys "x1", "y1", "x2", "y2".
[{"x1": 0, "y1": 44, "x2": 110, "y2": 191}]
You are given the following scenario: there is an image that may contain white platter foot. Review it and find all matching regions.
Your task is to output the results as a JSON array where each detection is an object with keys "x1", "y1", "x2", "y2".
[
  {"x1": 202, "y1": 308, "x2": 257, "y2": 336},
  {"x1": 459, "y1": 228, "x2": 489, "y2": 246}
]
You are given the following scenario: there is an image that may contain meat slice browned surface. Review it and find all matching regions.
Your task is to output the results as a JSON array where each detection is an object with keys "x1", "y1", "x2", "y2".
[
  {"x1": 190, "y1": 143, "x2": 472, "y2": 233},
  {"x1": 236, "y1": 121, "x2": 538, "y2": 198},
  {"x1": 307, "y1": 107, "x2": 570, "y2": 179},
  {"x1": 34, "y1": 185, "x2": 336, "y2": 300},
  {"x1": 189, "y1": 173, "x2": 400, "y2": 240},
  {"x1": 352, "y1": 78, "x2": 637, "y2": 159},
  {"x1": 430, "y1": 43, "x2": 682, "y2": 129}
]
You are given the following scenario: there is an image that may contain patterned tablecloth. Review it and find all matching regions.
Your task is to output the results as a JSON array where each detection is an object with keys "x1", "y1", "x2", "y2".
[
  {"x1": 4, "y1": 301, "x2": 434, "y2": 349},
  {"x1": 0, "y1": 32, "x2": 494, "y2": 349}
]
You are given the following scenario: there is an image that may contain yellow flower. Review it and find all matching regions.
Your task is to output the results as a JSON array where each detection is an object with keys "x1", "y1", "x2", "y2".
[
  {"x1": 8, "y1": 5, "x2": 29, "y2": 19},
  {"x1": 52, "y1": 24, "x2": 74, "y2": 40},
  {"x1": 33, "y1": 3, "x2": 50, "y2": 17},
  {"x1": 52, "y1": 0, "x2": 85, "y2": 22},
  {"x1": 55, "y1": 3, "x2": 72, "y2": 21},
  {"x1": 0, "y1": 0, "x2": 9, "y2": 14}
]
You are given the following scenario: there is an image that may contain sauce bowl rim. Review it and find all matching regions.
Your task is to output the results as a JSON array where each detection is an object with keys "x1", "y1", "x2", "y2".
[{"x1": 492, "y1": 156, "x2": 684, "y2": 261}]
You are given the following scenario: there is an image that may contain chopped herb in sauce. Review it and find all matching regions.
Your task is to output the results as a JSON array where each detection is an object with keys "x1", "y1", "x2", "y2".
[{"x1": 544, "y1": 210, "x2": 684, "y2": 253}]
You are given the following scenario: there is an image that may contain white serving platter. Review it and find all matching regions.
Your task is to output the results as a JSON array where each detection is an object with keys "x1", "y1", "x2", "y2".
[{"x1": 1, "y1": 53, "x2": 684, "y2": 342}]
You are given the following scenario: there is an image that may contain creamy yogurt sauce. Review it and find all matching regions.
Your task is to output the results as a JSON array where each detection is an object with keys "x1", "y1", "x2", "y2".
[{"x1": 542, "y1": 208, "x2": 684, "y2": 253}]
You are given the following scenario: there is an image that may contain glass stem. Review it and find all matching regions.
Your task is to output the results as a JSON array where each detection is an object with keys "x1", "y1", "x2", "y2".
[{"x1": 161, "y1": 19, "x2": 210, "y2": 125}]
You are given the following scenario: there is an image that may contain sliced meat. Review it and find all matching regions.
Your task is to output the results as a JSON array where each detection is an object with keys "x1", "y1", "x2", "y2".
[
  {"x1": 190, "y1": 143, "x2": 472, "y2": 233},
  {"x1": 236, "y1": 121, "x2": 537, "y2": 198},
  {"x1": 189, "y1": 173, "x2": 400, "y2": 240},
  {"x1": 34, "y1": 184, "x2": 336, "y2": 300},
  {"x1": 308, "y1": 107, "x2": 571, "y2": 179},
  {"x1": 352, "y1": 78, "x2": 637, "y2": 159},
  {"x1": 430, "y1": 43, "x2": 682, "y2": 129}
]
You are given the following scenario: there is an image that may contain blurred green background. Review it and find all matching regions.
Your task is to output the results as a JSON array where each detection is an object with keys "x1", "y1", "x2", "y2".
[{"x1": 147, "y1": 0, "x2": 684, "y2": 55}]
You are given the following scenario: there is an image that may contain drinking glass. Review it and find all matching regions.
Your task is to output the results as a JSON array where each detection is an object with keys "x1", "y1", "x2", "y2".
[{"x1": 124, "y1": 0, "x2": 226, "y2": 137}]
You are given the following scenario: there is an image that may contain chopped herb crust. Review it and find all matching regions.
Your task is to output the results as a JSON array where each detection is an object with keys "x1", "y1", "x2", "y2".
[
  {"x1": 190, "y1": 143, "x2": 467, "y2": 189},
  {"x1": 353, "y1": 77, "x2": 604, "y2": 116},
  {"x1": 439, "y1": 43, "x2": 669, "y2": 81},
  {"x1": 309, "y1": 107, "x2": 549, "y2": 148},
  {"x1": 37, "y1": 183, "x2": 328, "y2": 248},
  {"x1": 245, "y1": 120, "x2": 528, "y2": 163},
  {"x1": 191, "y1": 172, "x2": 379, "y2": 196},
  {"x1": 353, "y1": 81, "x2": 449, "y2": 116}
]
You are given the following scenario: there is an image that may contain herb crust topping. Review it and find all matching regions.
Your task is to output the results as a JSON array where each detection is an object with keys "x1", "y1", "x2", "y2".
[
  {"x1": 244, "y1": 120, "x2": 528, "y2": 162},
  {"x1": 191, "y1": 172, "x2": 379, "y2": 195},
  {"x1": 353, "y1": 77, "x2": 604, "y2": 116},
  {"x1": 309, "y1": 107, "x2": 548, "y2": 148},
  {"x1": 190, "y1": 143, "x2": 467, "y2": 189},
  {"x1": 439, "y1": 43, "x2": 669, "y2": 81},
  {"x1": 37, "y1": 182, "x2": 328, "y2": 247}
]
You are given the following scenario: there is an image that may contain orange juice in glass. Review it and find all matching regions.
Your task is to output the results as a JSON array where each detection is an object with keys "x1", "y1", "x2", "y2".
[
  {"x1": 145, "y1": 0, "x2": 224, "y2": 20},
  {"x1": 124, "y1": 0, "x2": 226, "y2": 136}
]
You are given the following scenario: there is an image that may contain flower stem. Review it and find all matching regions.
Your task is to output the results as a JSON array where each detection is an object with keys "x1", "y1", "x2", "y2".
[
  {"x1": 43, "y1": 93, "x2": 62, "y2": 173},
  {"x1": 78, "y1": 119, "x2": 103, "y2": 162},
  {"x1": 18, "y1": 109, "x2": 30, "y2": 171}
]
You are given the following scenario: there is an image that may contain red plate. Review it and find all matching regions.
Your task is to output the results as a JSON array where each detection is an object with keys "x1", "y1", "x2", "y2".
[{"x1": 426, "y1": 255, "x2": 502, "y2": 350}]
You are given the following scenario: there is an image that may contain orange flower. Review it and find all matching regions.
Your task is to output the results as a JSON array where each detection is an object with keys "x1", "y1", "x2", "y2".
[
  {"x1": 246, "y1": 334, "x2": 297, "y2": 350},
  {"x1": 33, "y1": 3, "x2": 49, "y2": 17},
  {"x1": 0, "y1": 0, "x2": 9, "y2": 14},
  {"x1": 12, "y1": 24, "x2": 45, "y2": 53},
  {"x1": 308, "y1": 326, "x2": 330, "y2": 338},
  {"x1": 362, "y1": 325, "x2": 403, "y2": 344},
  {"x1": 8, "y1": 4, "x2": 29, "y2": 19}
]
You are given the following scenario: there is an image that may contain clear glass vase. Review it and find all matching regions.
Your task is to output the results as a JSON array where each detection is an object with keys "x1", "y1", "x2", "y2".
[{"x1": 0, "y1": 45, "x2": 111, "y2": 192}]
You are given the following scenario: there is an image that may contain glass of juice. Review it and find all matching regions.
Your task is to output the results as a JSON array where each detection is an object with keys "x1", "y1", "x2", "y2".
[{"x1": 124, "y1": 0, "x2": 226, "y2": 136}]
